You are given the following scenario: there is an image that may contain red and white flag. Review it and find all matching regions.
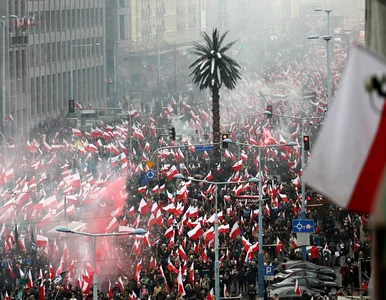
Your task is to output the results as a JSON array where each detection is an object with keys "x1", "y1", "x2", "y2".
[
  {"x1": 39, "y1": 278, "x2": 45, "y2": 300},
  {"x1": 177, "y1": 267, "x2": 186, "y2": 296},
  {"x1": 295, "y1": 278, "x2": 301, "y2": 295},
  {"x1": 304, "y1": 47, "x2": 386, "y2": 216},
  {"x1": 229, "y1": 222, "x2": 241, "y2": 240},
  {"x1": 232, "y1": 160, "x2": 243, "y2": 172},
  {"x1": 49, "y1": 263, "x2": 55, "y2": 279},
  {"x1": 27, "y1": 270, "x2": 33, "y2": 288},
  {"x1": 187, "y1": 223, "x2": 203, "y2": 240},
  {"x1": 8, "y1": 263, "x2": 15, "y2": 279},
  {"x1": 207, "y1": 288, "x2": 214, "y2": 300},
  {"x1": 189, "y1": 261, "x2": 194, "y2": 284},
  {"x1": 72, "y1": 128, "x2": 82, "y2": 137}
]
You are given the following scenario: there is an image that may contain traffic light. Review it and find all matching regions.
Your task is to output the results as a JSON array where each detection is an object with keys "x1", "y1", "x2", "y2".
[
  {"x1": 222, "y1": 133, "x2": 229, "y2": 149},
  {"x1": 169, "y1": 127, "x2": 176, "y2": 140},
  {"x1": 267, "y1": 105, "x2": 272, "y2": 118},
  {"x1": 303, "y1": 135, "x2": 310, "y2": 151}
]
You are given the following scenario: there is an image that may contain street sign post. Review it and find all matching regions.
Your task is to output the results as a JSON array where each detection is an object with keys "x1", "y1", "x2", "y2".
[
  {"x1": 146, "y1": 170, "x2": 155, "y2": 180},
  {"x1": 264, "y1": 265, "x2": 274, "y2": 281},
  {"x1": 195, "y1": 145, "x2": 214, "y2": 151},
  {"x1": 292, "y1": 219, "x2": 315, "y2": 233}
]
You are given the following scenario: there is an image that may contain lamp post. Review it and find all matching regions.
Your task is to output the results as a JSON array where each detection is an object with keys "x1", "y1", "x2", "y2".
[
  {"x1": 56, "y1": 226, "x2": 147, "y2": 300},
  {"x1": 70, "y1": 43, "x2": 100, "y2": 106},
  {"x1": 0, "y1": 131, "x2": 6, "y2": 163},
  {"x1": 173, "y1": 173, "x2": 259, "y2": 300},
  {"x1": 1, "y1": 15, "x2": 17, "y2": 138},
  {"x1": 224, "y1": 138, "x2": 297, "y2": 299},
  {"x1": 308, "y1": 35, "x2": 333, "y2": 108},
  {"x1": 114, "y1": 41, "x2": 118, "y2": 105},
  {"x1": 263, "y1": 111, "x2": 323, "y2": 262},
  {"x1": 314, "y1": 8, "x2": 332, "y2": 35}
]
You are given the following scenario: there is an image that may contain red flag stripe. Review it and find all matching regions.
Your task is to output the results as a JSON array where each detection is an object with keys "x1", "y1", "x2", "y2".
[{"x1": 349, "y1": 102, "x2": 386, "y2": 213}]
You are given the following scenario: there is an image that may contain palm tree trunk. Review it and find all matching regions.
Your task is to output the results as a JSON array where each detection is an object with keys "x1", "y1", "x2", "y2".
[{"x1": 212, "y1": 87, "x2": 221, "y2": 172}]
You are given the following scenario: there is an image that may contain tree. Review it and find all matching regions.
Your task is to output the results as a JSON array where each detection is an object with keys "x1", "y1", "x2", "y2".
[{"x1": 189, "y1": 29, "x2": 241, "y2": 169}]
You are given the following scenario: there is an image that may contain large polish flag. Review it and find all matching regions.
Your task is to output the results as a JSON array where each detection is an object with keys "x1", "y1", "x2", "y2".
[{"x1": 304, "y1": 46, "x2": 386, "y2": 216}]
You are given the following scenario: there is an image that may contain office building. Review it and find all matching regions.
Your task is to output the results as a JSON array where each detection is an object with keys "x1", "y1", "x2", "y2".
[
  {"x1": 0, "y1": 0, "x2": 106, "y2": 137},
  {"x1": 105, "y1": 0, "x2": 205, "y2": 104}
]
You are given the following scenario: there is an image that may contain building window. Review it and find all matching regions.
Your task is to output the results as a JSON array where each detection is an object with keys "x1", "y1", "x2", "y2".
[
  {"x1": 52, "y1": 42, "x2": 56, "y2": 62},
  {"x1": 56, "y1": 11, "x2": 61, "y2": 31},
  {"x1": 47, "y1": 75, "x2": 52, "y2": 112},
  {"x1": 72, "y1": 10, "x2": 76, "y2": 28},
  {"x1": 41, "y1": 76, "x2": 46, "y2": 113},
  {"x1": 67, "y1": 10, "x2": 71, "y2": 29},
  {"x1": 120, "y1": 15, "x2": 125, "y2": 40},
  {"x1": 81, "y1": 9, "x2": 86, "y2": 28},
  {"x1": 76, "y1": 9, "x2": 81, "y2": 28},
  {"x1": 45, "y1": 11, "x2": 50, "y2": 32},
  {"x1": 31, "y1": 78, "x2": 36, "y2": 115},
  {"x1": 36, "y1": 77, "x2": 41, "y2": 114},
  {"x1": 61, "y1": 10, "x2": 66, "y2": 30},
  {"x1": 53, "y1": 74, "x2": 57, "y2": 111},
  {"x1": 57, "y1": 73, "x2": 62, "y2": 110},
  {"x1": 90, "y1": 8, "x2": 95, "y2": 27},
  {"x1": 22, "y1": 50, "x2": 27, "y2": 94},
  {"x1": 46, "y1": 43, "x2": 51, "y2": 64},
  {"x1": 34, "y1": 45, "x2": 40, "y2": 65},
  {"x1": 51, "y1": 11, "x2": 56, "y2": 31},
  {"x1": 57, "y1": 42, "x2": 62, "y2": 61},
  {"x1": 29, "y1": 46, "x2": 34, "y2": 67}
]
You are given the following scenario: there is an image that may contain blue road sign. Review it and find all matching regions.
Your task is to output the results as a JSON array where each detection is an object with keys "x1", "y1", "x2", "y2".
[
  {"x1": 264, "y1": 266, "x2": 274, "y2": 276},
  {"x1": 195, "y1": 145, "x2": 214, "y2": 151},
  {"x1": 146, "y1": 170, "x2": 155, "y2": 180},
  {"x1": 292, "y1": 219, "x2": 315, "y2": 233}
]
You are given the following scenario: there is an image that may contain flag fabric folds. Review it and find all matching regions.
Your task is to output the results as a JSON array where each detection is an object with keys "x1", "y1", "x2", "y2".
[{"x1": 304, "y1": 46, "x2": 386, "y2": 217}]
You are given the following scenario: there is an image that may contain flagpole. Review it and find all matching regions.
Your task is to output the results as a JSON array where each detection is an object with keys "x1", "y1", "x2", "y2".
[
  {"x1": 0, "y1": 132, "x2": 6, "y2": 168},
  {"x1": 300, "y1": 120, "x2": 307, "y2": 262},
  {"x1": 257, "y1": 146, "x2": 264, "y2": 299},
  {"x1": 214, "y1": 182, "x2": 220, "y2": 300},
  {"x1": 2, "y1": 16, "x2": 7, "y2": 140},
  {"x1": 93, "y1": 235, "x2": 97, "y2": 300}
]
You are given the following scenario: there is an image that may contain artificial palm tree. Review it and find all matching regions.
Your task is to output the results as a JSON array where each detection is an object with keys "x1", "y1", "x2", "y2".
[{"x1": 189, "y1": 29, "x2": 241, "y2": 168}]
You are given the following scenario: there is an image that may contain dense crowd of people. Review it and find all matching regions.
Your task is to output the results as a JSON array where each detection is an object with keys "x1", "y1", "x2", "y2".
[{"x1": 0, "y1": 19, "x2": 370, "y2": 300}]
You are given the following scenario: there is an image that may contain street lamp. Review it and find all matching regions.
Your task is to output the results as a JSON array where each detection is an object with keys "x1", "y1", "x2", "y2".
[
  {"x1": 307, "y1": 34, "x2": 332, "y2": 108},
  {"x1": 69, "y1": 43, "x2": 100, "y2": 108},
  {"x1": 224, "y1": 139, "x2": 297, "y2": 299},
  {"x1": 263, "y1": 111, "x2": 323, "y2": 261},
  {"x1": 56, "y1": 226, "x2": 147, "y2": 300},
  {"x1": 173, "y1": 174, "x2": 259, "y2": 300},
  {"x1": 314, "y1": 8, "x2": 332, "y2": 34},
  {"x1": 1, "y1": 15, "x2": 17, "y2": 138}
]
